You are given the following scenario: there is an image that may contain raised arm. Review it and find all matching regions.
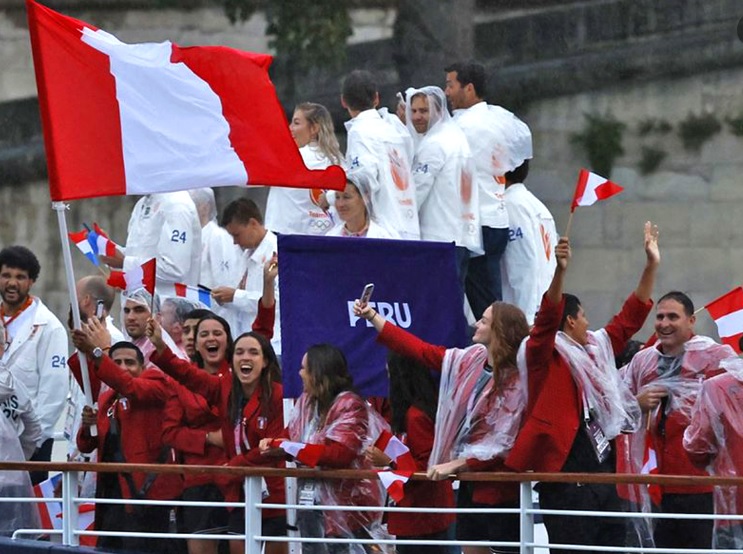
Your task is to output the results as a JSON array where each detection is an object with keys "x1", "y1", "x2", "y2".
[
  {"x1": 354, "y1": 300, "x2": 447, "y2": 370},
  {"x1": 634, "y1": 221, "x2": 660, "y2": 303}
]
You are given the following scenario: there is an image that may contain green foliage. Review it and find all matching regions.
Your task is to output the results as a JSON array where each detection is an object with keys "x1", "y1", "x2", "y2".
[
  {"x1": 637, "y1": 117, "x2": 672, "y2": 137},
  {"x1": 571, "y1": 113, "x2": 626, "y2": 177},
  {"x1": 726, "y1": 114, "x2": 743, "y2": 137},
  {"x1": 638, "y1": 146, "x2": 667, "y2": 175},
  {"x1": 223, "y1": 0, "x2": 259, "y2": 24},
  {"x1": 223, "y1": 0, "x2": 352, "y2": 71},
  {"x1": 677, "y1": 112, "x2": 721, "y2": 152}
]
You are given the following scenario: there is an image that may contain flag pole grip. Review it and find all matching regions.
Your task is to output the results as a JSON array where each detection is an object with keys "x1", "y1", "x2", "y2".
[
  {"x1": 52, "y1": 201, "x2": 97, "y2": 436},
  {"x1": 564, "y1": 210, "x2": 575, "y2": 239}
]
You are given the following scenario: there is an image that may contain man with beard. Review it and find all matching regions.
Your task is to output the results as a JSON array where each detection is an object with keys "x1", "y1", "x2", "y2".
[{"x1": 0, "y1": 246, "x2": 67, "y2": 484}]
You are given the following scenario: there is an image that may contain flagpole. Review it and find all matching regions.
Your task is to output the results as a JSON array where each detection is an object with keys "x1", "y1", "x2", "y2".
[
  {"x1": 52, "y1": 201, "x2": 97, "y2": 436},
  {"x1": 564, "y1": 210, "x2": 575, "y2": 238}
]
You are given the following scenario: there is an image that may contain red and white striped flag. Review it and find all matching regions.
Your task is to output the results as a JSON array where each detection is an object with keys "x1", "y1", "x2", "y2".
[
  {"x1": 571, "y1": 169, "x2": 624, "y2": 212},
  {"x1": 34, "y1": 474, "x2": 96, "y2": 546},
  {"x1": 376, "y1": 470, "x2": 413, "y2": 503},
  {"x1": 640, "y1": 433, "x2": 662, "y2": 506},
  {"x1": 26, "y1": 0, "x2": 345, "y2": 202},
  {"x1": 107, "y1": 258, "x2": 156, "y2": 295},
  {"x1": 374, "y1": 429, "x2": 416, "y2": 472},
  {"x1": 705, "y1": 287, "x2": 743, "y2": 354},
  {"x1": 271, "y1": 439, "x2": 325, "y2": 468}
]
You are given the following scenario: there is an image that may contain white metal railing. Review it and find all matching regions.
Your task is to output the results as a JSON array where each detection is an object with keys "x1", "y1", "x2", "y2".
[{"x1": 3, "y1": 461, "x2": 743, "y2": 553}]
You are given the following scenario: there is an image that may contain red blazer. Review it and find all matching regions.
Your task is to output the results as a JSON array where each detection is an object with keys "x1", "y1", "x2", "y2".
[
  {"x1": 162, "y1": 381, "x2": 227, "y2": 489},
  {"x1": 151, "y1": 347, "x2": 285, "y2": 518},
  {"x1": 71, "y1": 353, "x2": 182, "y2": 502},
  {"x1": 378, "y1": 323, "x2": 518, "y2": 504},
  {"x1": 505, "y1": 292, "x2": 652, "y2": 473},
  {"x1": 387, "y1": 406, "x2": 454, "y2": 536}
]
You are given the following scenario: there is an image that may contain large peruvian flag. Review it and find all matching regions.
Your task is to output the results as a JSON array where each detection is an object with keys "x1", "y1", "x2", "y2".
[
  {"x1": 571, "y1": 169, "x2": 624, "y2": 211},
  {"x1": 705, "y1": 287, "x2": 743, "y2": 353},
  {"x1": 26, "y1": 0, "x2": 345, "y2": 201}
]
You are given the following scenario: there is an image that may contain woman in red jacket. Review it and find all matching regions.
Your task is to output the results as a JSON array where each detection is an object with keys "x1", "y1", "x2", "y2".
[
  {"x1": 161, "y1": 314, "x2": 233, "y2": 554},
  {"x1": 355, "y1": 300, "x2": 529, "y2": 554},
  {"x1": 147, "y1": 318, "x2": 287, "y2": 554},
  {"x1": 366, "y1": 353, "x2": 455, "y2": 554},
  {"x1": 260, "y1": 344, "x2": 385, "y2": 554}
]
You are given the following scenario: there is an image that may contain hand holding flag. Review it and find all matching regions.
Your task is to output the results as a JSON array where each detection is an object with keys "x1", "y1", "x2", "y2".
[
  {"x1": 374, "y1": 429, "x2": 416, "y2": 472},
  {"x1": 270, "y1": 439, "x2": 325, "y2": 468},
  {"x1": 107, "y1": 258, "x2": 156, "y2": 296}
]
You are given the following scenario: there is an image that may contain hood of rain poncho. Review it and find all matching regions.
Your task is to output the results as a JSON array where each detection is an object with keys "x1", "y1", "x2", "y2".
[
  {"x1": 119, "y1": 288, "x2": 186, "y2": 364},
  {"x1": 343, "y1": 167, "x2": 377, "y2": 223},
  {"x1": 429, "y1": 342, "x2": 528, "y2": 466},
  {"x1": 484, "y1": 106, "x2": 533, "y2": 176},
  {"x1": 188, "y1": 187, "x2": 218, "y2": 224},
  {"x1": 555, "y1": 329, "x2": 641, "y2": 440},
  {"x1": 404, "y1": 86, "x2": 451, "y2": 148},
  {"x1": 287, "y1": 391, "x2": 388, "y2": 544},
  {"x1": 616, "y1": 335, "x2": 736, "y2": 548}
]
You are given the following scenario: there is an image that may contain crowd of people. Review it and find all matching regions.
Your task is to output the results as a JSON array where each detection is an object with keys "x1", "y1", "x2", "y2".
[{"x1": 0, "y1": 60, "x2": 742, "y2": 554}]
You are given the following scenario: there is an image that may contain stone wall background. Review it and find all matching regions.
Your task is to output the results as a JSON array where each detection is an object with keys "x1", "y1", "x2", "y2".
[{"x1": 1, "y1": 1, "x2": 742, "y2": 344}]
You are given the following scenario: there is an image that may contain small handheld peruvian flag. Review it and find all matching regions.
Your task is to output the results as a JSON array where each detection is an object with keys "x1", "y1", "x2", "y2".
[
  {"x1": 571, "y1": 169, "x2": 624, "y2": 212},
  {"x1": 107, "y1": 258, "x2": 156, "y2": 295},
  {"x1": 705, "y1": 287, "x2": 743, "y2": 353},
  {"x1": 271, "y1": 439, "x2": 325, "y2": 468},
  {"x1": 376, "y1": 470, "x2": 414, "y2": 503},
  {"x1": 374, "y1": 429, "x2": 416, "y2": 472},
  {"x1": 640, "y1": 433, "x2": 662, "y2": 506}
]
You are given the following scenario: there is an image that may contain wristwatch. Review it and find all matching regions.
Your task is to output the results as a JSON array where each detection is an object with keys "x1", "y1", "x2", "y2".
[{"x1": 92, "y1": 346, "x2": 104, "y2": 359}]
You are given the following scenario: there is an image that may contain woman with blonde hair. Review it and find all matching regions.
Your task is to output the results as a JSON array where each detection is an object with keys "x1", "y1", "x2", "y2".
[
  {"x1": 354, "y1": 299, "x2": 529, "y2": 554},
  {"x1": 265, "y1": 102, "x2": 343, "y2": 236}
]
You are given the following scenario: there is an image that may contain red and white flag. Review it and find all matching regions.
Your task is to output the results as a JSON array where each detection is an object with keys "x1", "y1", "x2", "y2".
[
  {"x1": 705, "y1": 287, "x2": 743, "y2": 353},
  {"x1": 107, "y1": 258, "x2": 156, "y2": 295},
  {"x1": 376, "y1": 470, "x2": 413, "y2": 503},
  {"x1": 34, "y1": 474, "x2": 96, "y2": 546},
  {"x1": 271, "y1": 439, "x2": 324, "y2": 468},
  {"x1": 26, "y1": 0, "x2": 345, "y2": 201},
  {"x1": 640, "y1": 433, "x2": 662, "y2": 506},
  {"x1": 374, "y1": 429, "x2": 416, "y2": 472},
  {"x1": 571, "y1": 169, "x2": 624, "y2": 212}
]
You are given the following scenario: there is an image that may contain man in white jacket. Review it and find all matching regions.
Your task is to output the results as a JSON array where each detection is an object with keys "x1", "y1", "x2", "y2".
[
  {"x1": 341, "y1": 70, "x2": 420, "y2": 240},
  {"x1": 445, "y1": 61, "x2": 531, "y2": 319},
  {"x1": 213, "y1": 198, "x2": 280, "y2": 353},
  {"x1": 406, "y1": 85, "x2": 480, "y2": 292},
  {"x1": 100, "y1": 191, "x2": 202, "y2": 298},
  {"x1": 502, "y1": 158, "x2": 558, "y2": 325},
  {"x1": 0, "y1": 246, "x2": 68, "y2": 484}
]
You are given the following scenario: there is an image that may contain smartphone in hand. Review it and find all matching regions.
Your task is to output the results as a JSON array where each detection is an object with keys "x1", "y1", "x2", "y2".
[{"x1": 359, "y1": 283, "x2": 375, "y2": 307}]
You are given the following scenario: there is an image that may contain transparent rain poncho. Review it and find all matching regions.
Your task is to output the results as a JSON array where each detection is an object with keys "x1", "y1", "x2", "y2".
[
  {"x1": 617, "y1": 336, "x2": 736, "y2": 547},
  {"x1": 555, "y1": 329, "x2": 642, "y2": 441},
  {"x1": 429, "y1": 342, "x2": 528, "y2": 466},
  {"x1": 0, "y1": 363, "x2": 41, "y2": 535},
  {"x1": 684, "y1": 356, "x2": 743, "y2": 549},
  {"x1": 119, "y1": 288, "x2": 186, "y2": 364},
  {"x1": 404, "y1": 86, "x2": 481, "y2": 254},
  {"x1": 287, "y1": 390, "x2": 390, "y2": 553}
]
